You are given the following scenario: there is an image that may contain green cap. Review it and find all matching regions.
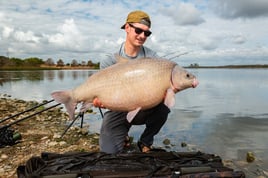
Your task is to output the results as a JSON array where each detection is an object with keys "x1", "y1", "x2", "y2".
[{"x1": 121, "y1": 10, "x2": 151, "y2": 29}]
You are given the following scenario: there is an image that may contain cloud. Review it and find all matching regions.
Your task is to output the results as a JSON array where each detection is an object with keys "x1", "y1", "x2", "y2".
[
  {"x1": 160, "y1": 2, "x2": 205, "y2": 26},
  {"x1": 2, "y1": 26, "x2": 14, "y2": 38},
  {"x1": 48, "y1": 18, "x2": 83, "y2": 50},
  {"x1": 232, "y1": 34, "x2": 246, "y2": 44},
  {"x1": 14, "y1": 30, "x2": 40, "y2": 43},
  {"x1": 211, "y1": 0, "x2": 268, "y2": 19},
  {"x1": 0, "y1": 0, "x2": 268, "y2": 65}
]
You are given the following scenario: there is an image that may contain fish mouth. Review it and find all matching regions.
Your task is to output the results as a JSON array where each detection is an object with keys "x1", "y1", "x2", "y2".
[{"x1": 192, "y1": 79, "x2": 199, "y2": 88}]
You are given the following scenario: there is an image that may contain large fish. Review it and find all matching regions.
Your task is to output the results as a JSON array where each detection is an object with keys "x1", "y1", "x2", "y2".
[{"x1": 51, "y1": 56, "x2": 198, "y2": 122}]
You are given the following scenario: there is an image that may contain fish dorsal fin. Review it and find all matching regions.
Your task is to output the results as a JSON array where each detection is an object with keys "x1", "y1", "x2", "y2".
[
  {"x1": 164, "y1": 88, "x2": 176, "y2": 108},
  {"x1": 114, "y1": 54, "x2": 129, "y2": 63},
  {"x1": 126, "y1": 107, "x2": 141, "y2": 123}
]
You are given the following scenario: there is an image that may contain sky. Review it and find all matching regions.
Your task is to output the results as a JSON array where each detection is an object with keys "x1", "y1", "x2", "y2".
[{"x1": 1, "y1": 0, "x2": 268, "y2": 66}]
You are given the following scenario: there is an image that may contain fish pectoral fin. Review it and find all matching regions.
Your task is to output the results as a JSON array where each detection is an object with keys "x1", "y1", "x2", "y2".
[
  {"x1": 51, "y1": 90, "x2": 77, "y2": 120},
  {"x1": 66, "y1": 102, "x2": 77, "y2": 120},
  {"x1": 127, "y1": 107, "x2": 141, "y2": 123},
  {"x1": 80, "y1": 102, "x2": 93, "y2": 113},
  {"x1": 51, "y1": 90, "x2": 72, "y2": 104},
  {"x1": 164, "y1": 88, "x2": 176, "y2": 108}
]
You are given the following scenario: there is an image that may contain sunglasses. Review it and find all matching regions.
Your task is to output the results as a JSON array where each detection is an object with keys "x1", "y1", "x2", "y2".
[{"x1": 129, "y1": 23, "x2": 152, "y2": 37}]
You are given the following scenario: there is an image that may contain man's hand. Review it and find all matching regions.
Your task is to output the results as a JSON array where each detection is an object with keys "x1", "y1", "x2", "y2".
[{"x1": 93, "y1": 98, "x2": 106, "y2": 108}]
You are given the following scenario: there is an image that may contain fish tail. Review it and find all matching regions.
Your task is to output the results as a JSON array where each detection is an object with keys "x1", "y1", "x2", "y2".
[{"x1": 51, "y1": 90, "x2": 77, "y2": 120}]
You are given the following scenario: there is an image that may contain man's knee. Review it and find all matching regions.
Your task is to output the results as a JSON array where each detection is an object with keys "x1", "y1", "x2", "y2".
[
  {"x1": 158, "y1": 103, "x2": 171, "y2": 114},
  {"x1": 99, "y1": 133, "x2": 122, "y2": 153},
  {"x1": 99, "y1": 111, "x2": 129, "y2": 153},
  {"x1": 152, "y1": 103, "x2": 170, "y2": 121}
]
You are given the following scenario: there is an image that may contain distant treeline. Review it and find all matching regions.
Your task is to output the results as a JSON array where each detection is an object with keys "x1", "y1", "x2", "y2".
[
  {"x1": 1, "y1": 56, "x2": 267, "y2": 70},
  {"x1": 0, "y1": 56, "x2": 100, "y2": 70}
]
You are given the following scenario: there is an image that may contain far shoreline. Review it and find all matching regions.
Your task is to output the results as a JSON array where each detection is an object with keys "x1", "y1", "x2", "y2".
[
  {"x1": 1, "y1": 64, "x2": 268, "y2": 70},
  {"x1": 186, "y1": 64, "x2": 268, "y2": 69}
]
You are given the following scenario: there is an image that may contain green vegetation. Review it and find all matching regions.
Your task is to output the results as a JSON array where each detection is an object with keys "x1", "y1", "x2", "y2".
[
  {"x1": 1, "y1": 56, "x2": 267, "y2": 70},
  {"x1": 0, "y1": 56, "x2": 100, "y2": 70}
]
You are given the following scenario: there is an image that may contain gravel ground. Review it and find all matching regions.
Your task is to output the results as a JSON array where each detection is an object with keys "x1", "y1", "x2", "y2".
[{"x1": 0, "y1": 97, "x2": 99, "y2": 178}]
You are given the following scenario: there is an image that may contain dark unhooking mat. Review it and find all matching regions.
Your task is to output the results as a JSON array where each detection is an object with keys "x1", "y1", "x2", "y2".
[{"x1": 17, "y1": 151, "x2": 245, "y2": 178}]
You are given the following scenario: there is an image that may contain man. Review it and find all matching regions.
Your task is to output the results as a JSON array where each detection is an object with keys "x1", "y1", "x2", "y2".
[{"x1": 98, "y1": 10, "x2": 170, "y2": 153}]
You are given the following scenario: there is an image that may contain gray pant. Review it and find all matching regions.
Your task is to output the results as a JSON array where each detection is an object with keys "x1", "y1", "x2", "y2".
[{"x1": 99, "y1": 103, "x2": 170, "y2": 153}]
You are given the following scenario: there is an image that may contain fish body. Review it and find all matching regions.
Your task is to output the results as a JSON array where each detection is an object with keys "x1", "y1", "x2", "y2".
[{"x1": 51, "y1": 56, "x2": 198, "y2": 121}]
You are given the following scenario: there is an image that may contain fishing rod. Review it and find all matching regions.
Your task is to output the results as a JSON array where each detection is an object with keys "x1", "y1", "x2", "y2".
[
  {"x1": 168, "y1": 51, "x2": 190, "y2": 60},
  {"x1": 60, "y1": 107, "x2": 104, "y2": 138},
  {"x1": 98, "y1": 107, "x2": 104, "y2": 118},
  {"x1": 0, "y1": 96, "x2": 104, "y2": 139},
  {"x1": 160, "y1": 51, "x2": 182, "y2": 58},
  {"x1": 0, "y1": 99, "x2": 55, "y2": 124},
  {"x1": 0, "y1": 103, "x2": 61, "y2": 130},
  {"x1": 60, "y1": 112, "x2": 84, "y2": 138},
  {"x1": 0, "y1": 102, "x2": 61, "y2": 147},
  {"x1": 160, "y1": 51, "x2": 191, "y2": 60}
]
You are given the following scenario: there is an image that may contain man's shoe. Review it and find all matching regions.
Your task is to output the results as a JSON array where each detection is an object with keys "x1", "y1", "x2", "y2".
[
  {"x1": 137, "y1": 141, "x2": 152, "y2": 153},
  {"x1": 124, "y1": 135, "x2": 131, "y2": 148}
]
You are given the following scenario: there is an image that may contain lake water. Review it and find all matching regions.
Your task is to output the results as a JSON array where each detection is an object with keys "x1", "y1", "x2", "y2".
[{"x1": 1, "y1": 69, "x2": 268, "y2": 162}]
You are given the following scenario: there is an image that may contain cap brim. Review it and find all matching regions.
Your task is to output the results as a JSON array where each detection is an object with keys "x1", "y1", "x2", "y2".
[{"x1": 121, "y1": 24, "x2": 126, "y2": 29}]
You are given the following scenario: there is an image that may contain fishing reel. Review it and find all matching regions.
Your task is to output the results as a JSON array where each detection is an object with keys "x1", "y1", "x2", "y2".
[{"x1": 0, "y1": 127, "x2": 21, "y2": 148}]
